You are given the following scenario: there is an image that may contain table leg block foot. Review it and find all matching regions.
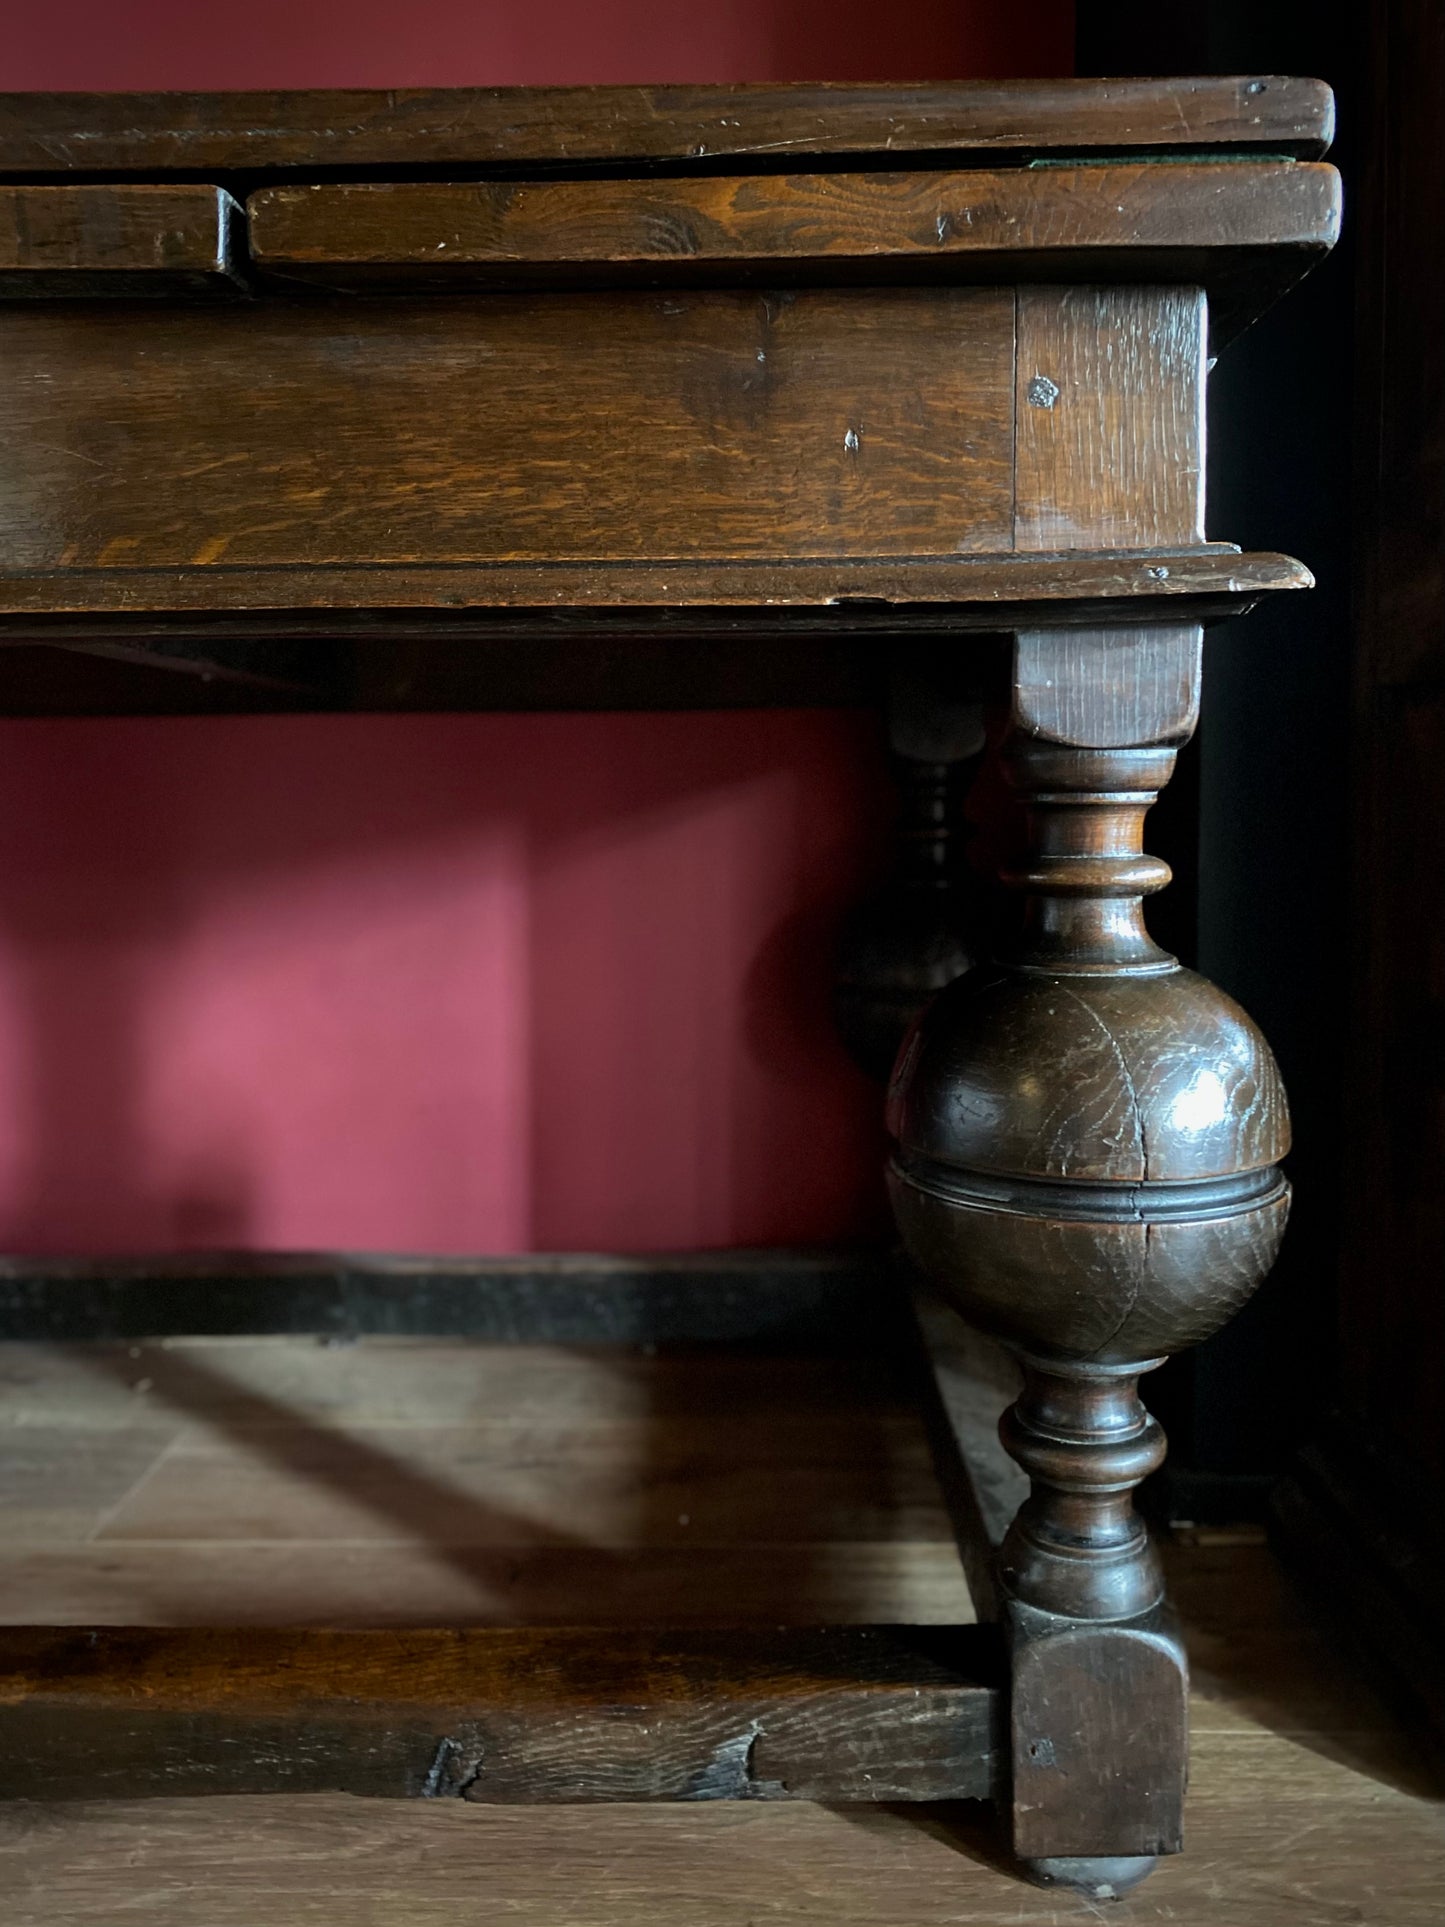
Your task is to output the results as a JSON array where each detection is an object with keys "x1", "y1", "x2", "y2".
[{"x1": 1008, "y1": 1605, "x2": 1187, "y2": 1865}]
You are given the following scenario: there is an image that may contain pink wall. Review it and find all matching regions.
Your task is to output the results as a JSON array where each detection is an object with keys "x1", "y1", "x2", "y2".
[
  {"x1": 2, "y1": 4, "x2": 1071, "y2": 1257},
  {"x1": 5, "y1": 4, "x2": 1069, "y2": 91}
]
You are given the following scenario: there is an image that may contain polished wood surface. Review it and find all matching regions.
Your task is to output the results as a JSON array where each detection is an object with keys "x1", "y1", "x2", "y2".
[
  {"x1": 1012, "y1": 619, "x2": 1202, "y2": 742},
  {"x1": 0, "y1": 1625, "x2": 999, "y2": 1804},
  {"x1": 888, "y1": 620, "x2": 1294, "y2": 1878},
  {"x1": 1014, "y1": 290, "x2": 1207, "y2": 549},
  {"x1": 0, "y1": 185, "x2": 243, "y2": 297},
  {"x1": 0, "y1": 80, "x2": 1335, "y2": 655},
  {"x1": 0, "y1": 283, "x2": 1231, "y2": 590},
  {"x1": 0, "y1": 77, "x2": 1337, "y2": 174},
  {"x1": 249, "y1": 164, "x2": 1337, "y2": 274},
  {"x1": 0, "y1": 289, "x2": 1016, "y2": 572},
  {"x1": 246, "y1": 164, "x2": 1339, "y2": 334},
  {"x1": 0, "y1": 548, "x2": 1311, "y2": 641},
  {"x1": 0, "y1": 550, "x2": 1310, "y2": 724}
]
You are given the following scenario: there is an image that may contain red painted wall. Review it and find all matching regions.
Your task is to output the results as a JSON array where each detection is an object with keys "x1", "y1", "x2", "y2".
[
  {"x1": 1, "y1": 5, "x2": 1071, "y2": 1256},
  {"x1": 6, "y1": 4, "x2": 1069, "y2": 91}
]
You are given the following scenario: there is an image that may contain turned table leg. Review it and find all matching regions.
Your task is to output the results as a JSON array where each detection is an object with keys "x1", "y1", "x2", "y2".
[
  {"x1": 887, "y1": 622, "x2": 1291, "y2": 1896},
  {"x1": 833, "y1": 665, "x2": 989, "y2": 1081}
]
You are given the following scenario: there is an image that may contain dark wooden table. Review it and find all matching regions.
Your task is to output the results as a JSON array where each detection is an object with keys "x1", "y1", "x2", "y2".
[{"x1": 0, "y1": 77, "x2": 1339, "y2": 1898}]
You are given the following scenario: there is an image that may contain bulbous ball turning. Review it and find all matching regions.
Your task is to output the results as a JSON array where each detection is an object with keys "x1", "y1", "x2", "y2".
[{"x1": 887, "y1": 964, "x2": 1291, "y2": 1363}]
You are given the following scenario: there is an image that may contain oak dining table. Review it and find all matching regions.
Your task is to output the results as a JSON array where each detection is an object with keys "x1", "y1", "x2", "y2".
[{"x1": 0, "y1": 75, "x2": 1339, "y2": 1897}]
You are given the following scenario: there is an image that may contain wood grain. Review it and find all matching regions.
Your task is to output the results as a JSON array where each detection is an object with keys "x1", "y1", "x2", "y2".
[
  {"x1": 890, "y1": 599, "x2": 1301, "y2": 1870},
  {"x1": 0, "y1": 78, "x2": 1337, "y2": 175},
  {"x1": 0, "y1": 1715, "x2": 1437, "y2": 1927},
  {"x1": 0, "y1": 289, "x2": 1014, "y2": 571},
  {"x1": 907, "y1": 1286, "x2": 1027, "y2": 1622},
  {"x1": 0, "y1": 552, "x2": 1314, "y2": 644},
  {"x1": 1013, "y1": 623, "x2": 1203, "y2": 746},
  {"x1": 0, "y1": 1624, "x2": 1001, "y2": 1804},
  {"x1": 0, "y1": 1541, "x2": 971, "y2": 1630},
  {"x1": 1015, "y1": 286, "x2": 1208, "y2": 551},
  {"x1": 0, "y1": 1339, "x2": 1436, "y2": 1925},
  {"x1": 0, "y1": 1425, "x2": 172, "y2": 1543},
  {"x1": 0, "y1": 1338, "x2": 905, "y2": 1432},
  {"x1": 1010, "y1": 1616, "x2": 1187, "y2": 1859},
  {"x1": 91, "y1": 1423, "x2": 949, "y2": 1548},
  {"x1": 0, "y1": 185, "x2": 243, "y2": 297},
  {"x1": 0, "y1": 1335, "x2": 973, "y2": 1628},
  {"x1": 246, "y1": 163, "x2": 1340, "y2": 293}
]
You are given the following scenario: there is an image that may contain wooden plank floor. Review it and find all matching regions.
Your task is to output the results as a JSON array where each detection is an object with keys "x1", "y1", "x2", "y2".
[
  {"x1": 0, "y1": 1335, "x2": 1441, "y2": 1923},
  {"x1": 0, "y1": 1337, "x2": 970, "y2": 1625}
]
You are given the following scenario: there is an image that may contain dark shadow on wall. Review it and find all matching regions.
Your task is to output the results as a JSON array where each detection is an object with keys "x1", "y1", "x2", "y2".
[{"x1": 766, "y1": 0, "x2": 1074, "y2": 82}]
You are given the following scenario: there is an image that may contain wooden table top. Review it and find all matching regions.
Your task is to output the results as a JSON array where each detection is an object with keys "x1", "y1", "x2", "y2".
[
  {"x1": 0, "y1": 77, "x2": 1335, "y2": 174},
  {"x1": 0, "y1": 80, "x2": 1338, "y2": 713}
]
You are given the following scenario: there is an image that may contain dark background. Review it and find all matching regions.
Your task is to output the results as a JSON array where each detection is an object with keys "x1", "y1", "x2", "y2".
[{"x1": 1077, "y1": 1, "x2": 1363, "y2": 1513}]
